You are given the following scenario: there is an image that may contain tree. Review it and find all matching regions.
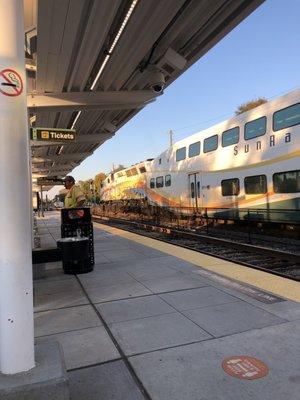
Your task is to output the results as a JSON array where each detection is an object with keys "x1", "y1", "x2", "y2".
[
  {"x1": 94, "y1": 172, "x2": 106, "y2": 194},
  {"x1": 78, "y1": 180, "x2": 92, "y2": 199},
  {"x1": 235, "y1": 98, "x2": 267, "y2": 115}
]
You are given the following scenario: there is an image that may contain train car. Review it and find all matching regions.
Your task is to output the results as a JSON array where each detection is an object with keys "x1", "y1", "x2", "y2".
[
  {"x1": 100, "y1": 160, "x2": 152, "y2": 202},
  {"x1": 100, "y1": 89, "x2": 300, "y2": 223}
]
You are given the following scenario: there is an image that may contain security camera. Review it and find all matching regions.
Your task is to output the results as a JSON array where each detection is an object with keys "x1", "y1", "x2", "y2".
[{"x1": 149, "y1": 70, "x2": 165, "y2": 93}]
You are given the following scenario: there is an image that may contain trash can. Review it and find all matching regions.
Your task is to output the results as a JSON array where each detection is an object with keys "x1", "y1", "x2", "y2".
[
  {"x1": 57, "y1": 237, "x2": 91, "y2": 274},
  {"x1": 60, "y1": 207, "x2": 94, "y2": 271}
]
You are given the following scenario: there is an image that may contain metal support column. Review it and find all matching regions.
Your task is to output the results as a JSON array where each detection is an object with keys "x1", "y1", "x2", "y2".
[
  {"x1": 40, "y1": 185, "x2": 44, "y2": 217},
  {"x1": 0, "y1": 0, "x2": 35, "y2": 374}
]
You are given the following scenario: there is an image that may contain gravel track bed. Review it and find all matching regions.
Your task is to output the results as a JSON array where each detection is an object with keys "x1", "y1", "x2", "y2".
[{"x1": 94, "y1": 217, "x2": 300, "y2": 281}]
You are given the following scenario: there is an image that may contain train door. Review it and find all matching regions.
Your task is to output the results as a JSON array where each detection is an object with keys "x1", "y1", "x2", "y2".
[{"x1": 188, "y1": 173, "x2": 202, "y2": 211}]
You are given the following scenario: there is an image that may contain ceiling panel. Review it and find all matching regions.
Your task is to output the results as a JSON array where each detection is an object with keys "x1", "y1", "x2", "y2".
[{"x1": 27, "y1": 0, "x2": 264, "y2": 179}]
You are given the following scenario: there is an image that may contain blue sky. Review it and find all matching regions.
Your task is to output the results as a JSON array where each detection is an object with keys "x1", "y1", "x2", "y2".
[{"x1": 49, "y1": 0, "x2": 300, "y2": 196}]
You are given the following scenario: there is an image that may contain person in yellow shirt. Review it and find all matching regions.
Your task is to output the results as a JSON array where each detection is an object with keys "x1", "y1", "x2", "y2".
[{"x1": 64, "y1": 176, "x2": 86, "y2": 208}]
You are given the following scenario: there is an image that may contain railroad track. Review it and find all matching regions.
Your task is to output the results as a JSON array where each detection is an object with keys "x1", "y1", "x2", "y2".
[{"x1": 93, "y1": 215, "x2": 300, "y2": 282}]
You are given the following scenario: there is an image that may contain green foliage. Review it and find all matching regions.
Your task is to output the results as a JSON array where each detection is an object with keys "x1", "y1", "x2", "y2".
[
  {"x1": 235, "y1": 98, "x2": 267, "y2": 115},
  {"x1": 94, "y1": 172, "x2": 107, "y2": 194},
  {"x1": 78, "y1": 180, "x2": 92, "y2": 199},
  {"x1": 77, "y1": 172, "x2": 106, "y2": 202}
]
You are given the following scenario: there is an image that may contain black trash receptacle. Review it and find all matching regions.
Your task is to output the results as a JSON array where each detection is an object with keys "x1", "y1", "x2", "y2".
[
  {"x1": 57, "y1": 237, "x2": 91, "y2": 274},
  {"x1": 60, "y1": 208, "x2": 94, "y2": 271}
]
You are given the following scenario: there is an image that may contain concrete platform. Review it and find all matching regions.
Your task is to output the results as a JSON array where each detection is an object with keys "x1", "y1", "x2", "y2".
[
  {"x1": 33, "y1": 212, "x2": 300, "y2": 400},
  {"x1": 0, "y1": 342, "x2": 68, "y2": 400}
]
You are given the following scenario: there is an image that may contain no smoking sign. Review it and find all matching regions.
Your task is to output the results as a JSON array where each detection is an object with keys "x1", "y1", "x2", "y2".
[{"x1": 0, "y1": 68, "x2": 23, "y2": 97}]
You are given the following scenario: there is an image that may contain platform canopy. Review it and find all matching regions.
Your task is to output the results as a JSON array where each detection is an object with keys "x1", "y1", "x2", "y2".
[{"x1": 25, "y1": 0, "x2": 264, "y2": 181}]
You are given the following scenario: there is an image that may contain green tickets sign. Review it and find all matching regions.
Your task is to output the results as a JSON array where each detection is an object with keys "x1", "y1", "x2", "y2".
[{"x1": 30, "y1": 127, "x2": 76, "y2": 142}]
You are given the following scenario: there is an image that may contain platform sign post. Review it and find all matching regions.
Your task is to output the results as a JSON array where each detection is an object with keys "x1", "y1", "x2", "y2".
[
  {"x1": 0, "y1": 0, "x2": 35, "y2": 374},
  {"x1": 40, "y1": 186, "x2": 44, "y2": 218}
]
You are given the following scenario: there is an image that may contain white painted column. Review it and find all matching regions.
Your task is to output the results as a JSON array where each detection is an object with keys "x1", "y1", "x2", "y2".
[{"x1": 0, "y1": 0, "x2": 35, "y2": 374}]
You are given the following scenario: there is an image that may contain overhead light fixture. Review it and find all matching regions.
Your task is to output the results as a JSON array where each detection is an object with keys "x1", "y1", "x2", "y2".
[
  {"x1": 90, "y1": 0, "x2": 139, "y2": 90},
  {"x1": 56, "y1": 145, "x2": 64, "y2": 155},
  {"x1": 70, "y1": 110, "x2": 82, "y2": 129},
  {"x1": 71, "y1": 1, "x2": 138, "y2": 130}
]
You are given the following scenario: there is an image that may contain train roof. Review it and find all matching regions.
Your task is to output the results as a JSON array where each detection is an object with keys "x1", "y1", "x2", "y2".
[
  {"x1": 172, "y1": 88, "x2": 300, "y2": 149},
  {"x1": 104, "y1": 159, "x2": 151, "y2": 180},
  {"x1": 103, "y1": 88, "x2": 300, "y2": 169}
]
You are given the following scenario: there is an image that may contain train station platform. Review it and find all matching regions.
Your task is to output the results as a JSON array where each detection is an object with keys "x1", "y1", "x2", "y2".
[{"x1": 34, "y1": 212, "x2": 300, "y2": 400}]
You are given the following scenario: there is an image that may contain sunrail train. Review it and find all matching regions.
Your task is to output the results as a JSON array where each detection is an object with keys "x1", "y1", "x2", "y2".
[{"x1": 100, "y1": 89, "x2": 300, "y2": 223}]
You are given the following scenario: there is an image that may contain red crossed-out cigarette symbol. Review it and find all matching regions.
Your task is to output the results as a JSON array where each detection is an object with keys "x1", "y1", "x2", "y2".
[{"x1": 0, "y1": 69, "x2": 23, "y2": 96}]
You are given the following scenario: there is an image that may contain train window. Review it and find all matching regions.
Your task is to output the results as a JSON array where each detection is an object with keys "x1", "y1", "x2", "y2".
[
  {"x1": 156, "y1": 176, "x2": 164, "y2": 188},
  {"x1": 221, "y1": 178, "x2": 240, "y2": 196},
  {"x1": 273, "y1": 170, "x2": 300, "y2": 193},
  {"x1": 273, "y1": 103, "x2": 300, "y2": 131},
  {"x1": 130, "y1": 168, "x2": 138, "y2": 176},
  {"x1": 203, "y1": 135, "x2": 218, "y2": 153},
  {"x1": 139, "y1": 166, "x2": 146, "y2": 173},
  {"x1": 165, "y1": 175, "x2": 171, "y2": 187},
  {"x1": 244, "y1": 116, "x2": 266, "y2": 140},
  {"x1": 190, "y1": 182, "x2": 195, "y2": 198},
  {"x1": 188, "y1": 141, "x2": 200, "y2": 157},
  {"x1": 197, "y1": 181, "x2": 200, "y2": 198},
  {"x1": 222, "y1": 127, "x2": 239, "y2": 147},
  {"x1": 176, "y1": 147, "x2": 186, "y2": 161},
  {"x1": 150, "y1": 178, "x2": 155, "y2": 188},
  {"x1": 245, "y1": 175, "x2": 267, "y2": 194}
]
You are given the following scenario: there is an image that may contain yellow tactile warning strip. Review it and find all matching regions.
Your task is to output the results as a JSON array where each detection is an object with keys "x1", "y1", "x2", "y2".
[{"x1": 95, "y1": 223, "x2": 300, "y2": 303}]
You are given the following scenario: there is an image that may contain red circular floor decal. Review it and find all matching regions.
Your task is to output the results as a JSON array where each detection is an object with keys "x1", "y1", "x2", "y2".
[
  {"x1": 222, "y1": 356, "x2": 269, "y2": 380},
  {"x1": 0, "y1": 68, "x2": 23, "y2": 96}
]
